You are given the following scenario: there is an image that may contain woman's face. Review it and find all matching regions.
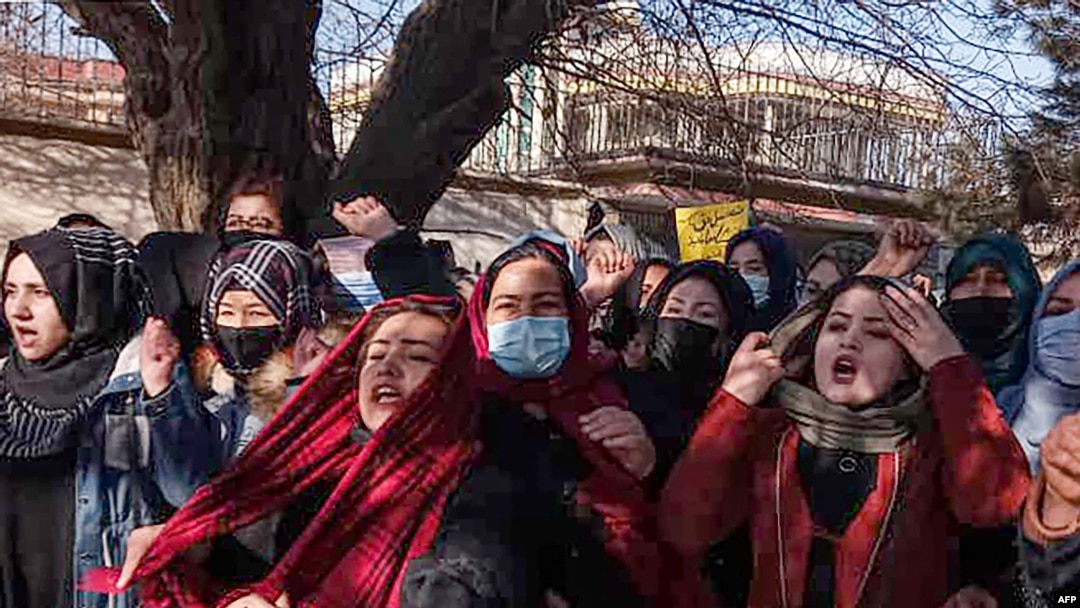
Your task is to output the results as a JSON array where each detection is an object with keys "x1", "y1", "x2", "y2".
[
  {"x1": 949, "y1": 263, "x2": 1013, "y2": 300},
  {"x1": 486, "y1": 258, "x2": 568, "y2": 325},
  {"x1": 3, "y1": 253, "x2": 70, "y2": 361},
  {"x1": 813, "y1": 285, "x2": 906, "y2": 407},
  {"x1": 659, "y1": 276, "x2": 728, "y2": 331},
  {"x1": 802, "y1": 259, "x2": 842, "y2": 305},
  {"x1": 728, "y1": 241, "x2": 768, "y2": 277},
  {"x1": 640, "y1": 264, "x2": 671, "y2": 307},
  {"x1": 357, "y1": 311, "x2": 448, "y2": 431},
  {"x1": 216, "y1": 290, "x2": 280, "y2": 328},
  {"x1": 1045, "y1": 272, "x2": 1080, "y2": 317}
]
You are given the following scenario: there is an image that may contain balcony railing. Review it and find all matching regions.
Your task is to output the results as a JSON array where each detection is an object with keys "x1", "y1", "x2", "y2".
[{"x1": 0, "y1": 2, "x2": 126, "y2": 131}]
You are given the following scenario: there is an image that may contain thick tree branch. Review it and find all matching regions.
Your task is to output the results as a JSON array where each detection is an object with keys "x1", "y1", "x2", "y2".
[{"x1": 333, "y1": 0, "x2": 594, "y2": 228}]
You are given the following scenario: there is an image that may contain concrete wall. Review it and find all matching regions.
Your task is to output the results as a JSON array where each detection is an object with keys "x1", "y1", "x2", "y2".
[
  {"x1": 0, "y1": 133, "x2": 593, "y2": 272},
  {"x1": 422, "y1": 186, "x2": 591, "y2": 272},
  {"x1": 0, "y1": 133, "x2": 157, "y2": 248}
]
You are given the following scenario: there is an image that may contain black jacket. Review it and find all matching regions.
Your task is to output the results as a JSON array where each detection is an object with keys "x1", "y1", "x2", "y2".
[{"x1": 207, "y1": 404, "x2": 642, "y2": 607}]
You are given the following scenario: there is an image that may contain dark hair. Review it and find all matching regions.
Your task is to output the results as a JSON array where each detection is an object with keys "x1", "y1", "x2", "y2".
[
  {"x1": 596, "y1": 258, "x2": 677, "y2": 351},
  {"x1": 56, "y1": 213, "x2": 110, "y2": 230},
  {"x1": 359, "y1": 299, "x2": 459, "y2": 363},
  {"x1": 644, "y1": 260, "x2": 754, "y2": 340},
  {"x1": 481, "y1": 240, "x2": 575, "y2": 308}
]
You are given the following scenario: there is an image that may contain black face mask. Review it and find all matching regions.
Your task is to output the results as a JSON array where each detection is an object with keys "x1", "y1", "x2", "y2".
[
  {"x1": 942, "y1": 297, "x2": 1016, "y2": 358},
  {"x1": 650, "y1": 318, "x2": 722, "y2": 375},
  {"x1": 218, "y1": 229, "x2": 283, "y2": 250},
  {"x1": 216, "y1": 326, "x2": 285, "y2": 374}
]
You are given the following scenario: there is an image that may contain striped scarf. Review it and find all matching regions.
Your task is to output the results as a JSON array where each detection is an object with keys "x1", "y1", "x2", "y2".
[{"x1": 0, "y1": 226, "x2": 147, "y2": 457}]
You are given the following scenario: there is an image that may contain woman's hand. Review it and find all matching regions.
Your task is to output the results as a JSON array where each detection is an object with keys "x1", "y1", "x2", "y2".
[
  {"x1": 579, "y1": 406, "x2": 656, "y2": 479},
  {"x1": 720, "y1": 332, "x2": 784, "y2": 407},
  {"x1": 861, "y1": 219, "x2": 934, "y2": 278},
  {"x1": 332, "y1": 196, "x2": 400, "y2": 241},
  {"x1": 117, "y1": 523, "x2": 213, "y2": 590},
  {"x1": 580, "y1": 249, "x2": 636, "y2": 308},
  {"x1": 117, "y1": 524, "x2": 164, "y2": 589},
  {"x1": 140, "y1": 318, "x2": 181, "y2": 399},
  {"x1": 1040, "y1": 412, "x2": 1080, "y2": 528},
  {"x1": 880, "y1": 284, "x2": 965, "y2": 371}
]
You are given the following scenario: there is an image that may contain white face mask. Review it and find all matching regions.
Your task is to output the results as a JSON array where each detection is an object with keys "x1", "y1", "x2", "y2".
[{"x1": 741, "y1": 273, "x2": 771, "y2": 308}]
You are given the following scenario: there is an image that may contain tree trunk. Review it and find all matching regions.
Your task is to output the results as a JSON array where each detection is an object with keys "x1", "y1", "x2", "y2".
[
  {"x1": 59, "y1": 0, "x2": 209, "y2": 232},
  {"x1": 202, "y1": 0, "x2": 334, "y2": 241},
  {"x1": 61, "y1": 0, "x2": 332, "y2": 238}
]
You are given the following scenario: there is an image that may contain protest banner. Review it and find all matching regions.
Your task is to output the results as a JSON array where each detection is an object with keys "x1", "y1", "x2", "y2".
[{"x1": 675, "y1": 200, "x2": 751, "y2": 262}]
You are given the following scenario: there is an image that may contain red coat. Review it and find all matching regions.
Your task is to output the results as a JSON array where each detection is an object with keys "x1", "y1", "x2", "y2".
[{"x1": 659, "y1": 355, "x2": 1030, "y2": 608}]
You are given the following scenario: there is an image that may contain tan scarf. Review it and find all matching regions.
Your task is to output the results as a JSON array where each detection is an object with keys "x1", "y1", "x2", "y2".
[{"x1": 774, "y1": 380, "x2": 925, "y2": 453}]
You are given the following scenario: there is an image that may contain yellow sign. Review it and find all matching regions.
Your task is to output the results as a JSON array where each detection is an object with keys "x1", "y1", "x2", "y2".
[{"x1": 675, "y1": 201, "x2": 751, "y2": 262}]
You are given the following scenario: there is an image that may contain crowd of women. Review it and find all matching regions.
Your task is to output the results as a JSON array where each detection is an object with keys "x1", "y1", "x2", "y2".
[{"x1": 4, "y1": 174, "x2": 1080, "y2": 608}]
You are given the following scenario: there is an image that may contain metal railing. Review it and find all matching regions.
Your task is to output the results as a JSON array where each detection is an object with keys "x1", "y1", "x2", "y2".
[{"x1": 0, "y1": 2, "x2": 126, "y2": 130}]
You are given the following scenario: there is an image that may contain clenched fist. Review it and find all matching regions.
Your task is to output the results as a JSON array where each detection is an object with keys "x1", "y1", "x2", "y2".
[
  {"x1": 140, "y1": 318, "x2": 180, "y2": 399},
  {"x1": 332, "y1": 196, "x2": 401, "y2": 241},
  {"x1": 720, "y1": 332, "x2": 784, "y2": 407}
]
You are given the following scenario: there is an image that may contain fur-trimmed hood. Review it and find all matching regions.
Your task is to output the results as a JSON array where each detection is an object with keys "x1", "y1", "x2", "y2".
[{"x1": 193, "y1": 316, "x2": 360, "y2": 422}]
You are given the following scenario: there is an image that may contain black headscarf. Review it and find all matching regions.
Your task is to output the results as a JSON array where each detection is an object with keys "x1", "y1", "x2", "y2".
[
  {"x1": 643, "y1": 260, "x2": 754, "y2": 358},
  {"x1": 0, "y1": 228, "x2": 147, "y2": 455},
  {"x1": 725, "y1": 227, "x2": 799, "y2": 331},
  {"x1": 138, "y1": 231, "x2": 222, "y2": 357},
  {"x1": 625, "y1": 261, "x2": 753, "y2": 486}
]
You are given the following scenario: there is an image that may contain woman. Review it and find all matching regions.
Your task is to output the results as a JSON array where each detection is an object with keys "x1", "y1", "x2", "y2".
[
  {"x1": 596, "y1": 258, "x2": 676, "y2": 370},
  {"x1": 0, "y1": 226, "x2": 217, "y2": 608},
  {"x1": 1018, "y1": 264, "x2": 1080, "y2": 602},
  {"x1": 468, "y1": 232, "x2": 660, "y2": 598},
  {"x1": 110, "y1": 296, "x2": 647, "y2": 607},
  {"x1": 660, "y1": 275, "x2": 1030, "y2": 608},
  {"x1": 1000, "y1": 261, "x2": 1080, "y2": 472},
  {"x1": 622, "y1": 261, "x2": 752, "y2": 485},
  {"x1": 725, "y1": 227, "x2": 798, "y2": 332},
  {"x1": 799, "y1": 240, "x2": 876, "y2": 307},
  {"x1": 191, "y1": 239, "x2": 318, "y2": 457},
  {"x1": 943, "y1": 233, "x2": 1041, "y2": 401}
]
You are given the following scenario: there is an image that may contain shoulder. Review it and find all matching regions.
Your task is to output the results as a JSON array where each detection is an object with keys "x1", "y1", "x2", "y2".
[{"x1": 99, "y1": 336, "x2": 143, "y2": 394}]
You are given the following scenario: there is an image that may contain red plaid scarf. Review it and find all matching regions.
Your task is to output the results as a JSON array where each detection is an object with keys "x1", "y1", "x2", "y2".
[{"x1": 130, "y1": 296, "x2": 480, "y2": 607}]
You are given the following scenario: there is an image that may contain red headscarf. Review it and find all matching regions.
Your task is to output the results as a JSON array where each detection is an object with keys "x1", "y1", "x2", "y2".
[
  {"x1": 123, "y1": 296, "x2": 481, "y2": 607},
  {"x1": 467, "y1": 244, "x2": 658, "y2": 597}
]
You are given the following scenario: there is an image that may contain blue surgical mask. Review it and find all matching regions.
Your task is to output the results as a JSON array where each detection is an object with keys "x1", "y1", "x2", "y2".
[
  {"x1": 487, "y1": 316, "x2": 571, "y2": 379},
  {"x1": 1036, "y1": 310, "x2": 1080, "y2": 386},
  {"x1": 741, "y1": 273, "x2": 771, "y2": 308}
]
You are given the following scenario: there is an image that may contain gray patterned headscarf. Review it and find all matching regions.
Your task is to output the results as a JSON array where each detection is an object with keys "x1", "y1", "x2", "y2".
[{"x1": 201, "y1": 240, "x2": 318, "y2": 368}]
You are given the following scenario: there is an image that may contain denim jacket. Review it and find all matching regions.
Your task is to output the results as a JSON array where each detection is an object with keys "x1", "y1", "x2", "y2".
[{"x1": 73, "y1": 337, "x2": 220, "y2": 608}]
